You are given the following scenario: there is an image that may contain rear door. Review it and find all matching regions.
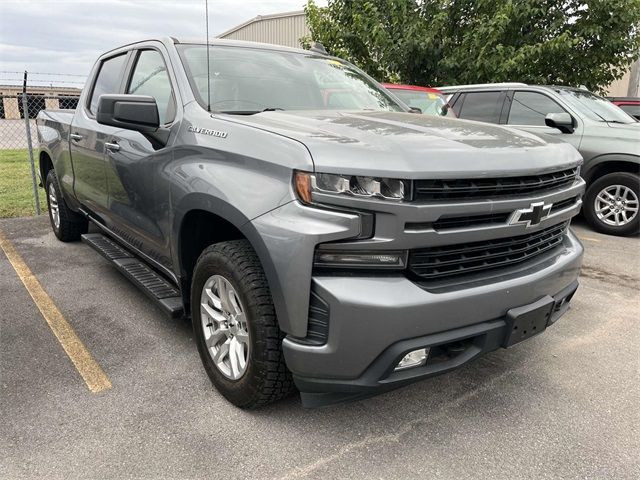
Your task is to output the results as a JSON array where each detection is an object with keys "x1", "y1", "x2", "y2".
[
  {"x1": 103, "y1": 46, "x2": 179, "y2": 271},
  {"x1": 70, "y1": 52, "x2": 129, "y2": 217},
  {"x1": 503, "y1": 90, "x2": 582, "y2": 150}
]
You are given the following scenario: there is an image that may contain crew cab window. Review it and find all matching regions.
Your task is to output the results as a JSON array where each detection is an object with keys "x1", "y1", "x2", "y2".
[
  {"x1": 508, "y1": 91, "x2": 565, "y2": 126},
  {"x1": 458, "y1": 91, "x2": 502, "y2": 123},
  {"x1": 127, "y1": 50, "x2": 175, "y2": 124},
  {"x1": 89, "y1": 54, "x2": 127, "y2": 114}
]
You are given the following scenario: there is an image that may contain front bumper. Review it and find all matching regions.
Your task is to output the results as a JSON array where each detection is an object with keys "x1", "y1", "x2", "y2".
[{"x1": 283, "y1": 230, "x2": 583, "y2": 407}]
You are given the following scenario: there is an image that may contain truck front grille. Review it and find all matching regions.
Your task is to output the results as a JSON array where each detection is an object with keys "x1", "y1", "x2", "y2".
[
  {"x1": 408, "y1": 222, "x2": 568, "y2": 281},
  {"x1": 413, "y1": 167, "x2": 578, "y2": 201}
]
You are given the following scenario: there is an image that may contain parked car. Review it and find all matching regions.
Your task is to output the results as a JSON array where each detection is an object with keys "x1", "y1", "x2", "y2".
[
  {"x1": 37, "y1": 39, "x2": 584, "y2": 408},
  {"x1": 383, "y1": 83, "x2": 455, "y2": 117},
  {"x1": 607, "y1": 97, "x2": 640, "y2": 121},
  {"x1": 440, "y1": 83, "x2": 640, "y2": 236}
]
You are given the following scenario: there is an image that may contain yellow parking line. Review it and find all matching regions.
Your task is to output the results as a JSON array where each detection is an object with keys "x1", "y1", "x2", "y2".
[
  {"x1": 0, "y1": 229, "x2": 112, "y2": 393},
  {"x1": 578, "y1": 236, "x2": 601, "y2": 243}
]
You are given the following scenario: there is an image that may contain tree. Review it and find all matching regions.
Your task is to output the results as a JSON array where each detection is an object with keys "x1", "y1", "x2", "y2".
[{"x1": 304, "y1": 0, "x2": 640, "y2": 93}]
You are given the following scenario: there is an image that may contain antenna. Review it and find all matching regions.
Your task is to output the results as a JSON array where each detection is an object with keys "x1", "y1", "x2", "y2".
[{"x1": 205, "y1": 0, "x2": 211, "y2": 112}]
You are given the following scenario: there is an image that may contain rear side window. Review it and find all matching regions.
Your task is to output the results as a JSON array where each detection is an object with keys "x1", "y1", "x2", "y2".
[
  {"x1": 89, "y1": 54, "x2": 127, "y2": 114},
  {"x1": 127, "y1": 50, "x2": 176, "y2": 124},
  {"x1": 508, "y1": 91, "x2": 566, "y2": 126},
  {"x1": 458, "y1": 91, "x2": 502, "y2": 123}
]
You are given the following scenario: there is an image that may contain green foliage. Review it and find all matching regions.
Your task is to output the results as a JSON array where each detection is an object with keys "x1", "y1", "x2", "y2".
[{"x1": 304, "y1": 0, "x2": 640, "y2": 93}]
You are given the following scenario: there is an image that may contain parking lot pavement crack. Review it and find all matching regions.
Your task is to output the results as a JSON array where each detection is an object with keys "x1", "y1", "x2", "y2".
[
  {"x1": 579, "y1": 265, "x2": 639, "y2": 290},
  {"x1": 276, "y1": 369, "x2": 514, "y2": 480}
]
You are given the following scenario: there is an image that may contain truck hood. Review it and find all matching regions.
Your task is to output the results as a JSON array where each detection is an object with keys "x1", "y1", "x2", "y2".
[{"x1": 223, "y1": 110, "x2": 582, "y2": 178}]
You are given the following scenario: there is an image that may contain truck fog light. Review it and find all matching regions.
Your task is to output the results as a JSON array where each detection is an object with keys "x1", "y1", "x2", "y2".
[{"x1": 394, "y1": 348, "x2": 429, "y2": 371}]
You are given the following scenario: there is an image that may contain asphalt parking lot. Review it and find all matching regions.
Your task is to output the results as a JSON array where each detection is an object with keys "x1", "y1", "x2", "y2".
[{"x1": 1, "y1": 215, "x2": 638, "y2": 479}]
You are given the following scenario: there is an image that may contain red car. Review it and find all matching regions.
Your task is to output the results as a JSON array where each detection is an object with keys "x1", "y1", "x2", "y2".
[
  {"x1": 383, "y1": 83, "x2": 456, "y2": 117},
  {"x1": 607, "y1": 97, "x2": 640, "y2": 121}
]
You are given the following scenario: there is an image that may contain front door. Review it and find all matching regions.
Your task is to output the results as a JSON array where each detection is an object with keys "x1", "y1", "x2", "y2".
[
  {"x1": 504, "y1": 90, "x2": 582, "y2": 150},
  {"x1": 104, "y1": 48, "x2": 178, "y2": 271}
]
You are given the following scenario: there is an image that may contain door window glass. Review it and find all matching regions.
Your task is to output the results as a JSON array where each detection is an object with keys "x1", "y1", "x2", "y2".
[
  {"x1": 127, "y1": 50, "x2": 175, "y2": 124},
  {"x1": 458, "y1": 91, "x2": 502, "y2": 123},
  {"x1": 89, "y1": 54, "x2": 127, "y2": 114},
  {"x1": 508, "y1": 91, "x2": 566, "y2": 126}
]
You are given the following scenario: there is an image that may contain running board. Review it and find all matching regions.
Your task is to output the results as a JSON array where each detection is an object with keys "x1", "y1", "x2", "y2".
[{"x1": 81, "y1": 233, "x2": 184, "y2": 319}]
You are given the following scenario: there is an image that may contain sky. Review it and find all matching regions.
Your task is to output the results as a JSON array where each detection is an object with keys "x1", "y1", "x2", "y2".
[{"x1": 0, "y1": 0, "x2": 325, "y2": 88}]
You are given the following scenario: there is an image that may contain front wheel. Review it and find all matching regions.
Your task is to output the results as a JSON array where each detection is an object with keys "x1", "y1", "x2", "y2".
[
  {"x1": 583, "y1": 172, "x2": 639, "y2": 236},
  {"x1": 191, "y1": 240, "x2": 294, "y2": 408}
]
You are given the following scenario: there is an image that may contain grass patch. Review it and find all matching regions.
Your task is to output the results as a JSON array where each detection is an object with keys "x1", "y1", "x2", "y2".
[{"x1": 0, "y1": 149, "x2": 47, "y2": 218}]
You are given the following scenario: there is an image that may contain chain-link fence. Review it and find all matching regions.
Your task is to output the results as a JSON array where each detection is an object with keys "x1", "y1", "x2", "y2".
[{"x1": 0, "y1": 72, "x2": 83, "y2": 216}]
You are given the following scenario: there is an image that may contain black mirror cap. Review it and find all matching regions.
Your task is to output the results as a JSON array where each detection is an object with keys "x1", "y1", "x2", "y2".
[
  {"x1": 545, "y1": 112, "x2": 575, "y2": 133},
  {"x1": 96, "y1": 94, "x2": 160, "y2": 132}
]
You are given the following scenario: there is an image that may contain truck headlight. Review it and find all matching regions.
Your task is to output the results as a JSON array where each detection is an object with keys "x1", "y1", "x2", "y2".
[{"x1": 295, "y1": 171, "x2": 409, "y2": 203}]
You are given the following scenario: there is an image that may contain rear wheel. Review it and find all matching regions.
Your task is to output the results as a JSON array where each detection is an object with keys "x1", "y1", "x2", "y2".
[
  {"x1": 45, "y1": 170, "x2": 88, "y2": 242},
  {"x1": 191, "y1": 240, "x2": 294, "y2": 408},
  {"x1": 584, "y1": 172, "x2": 639, "y2": 236}
]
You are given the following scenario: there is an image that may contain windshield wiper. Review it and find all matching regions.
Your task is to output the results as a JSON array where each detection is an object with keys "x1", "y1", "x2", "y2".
[{"x1": 219, "y1": 107, "x2": 285, "y2": 115}]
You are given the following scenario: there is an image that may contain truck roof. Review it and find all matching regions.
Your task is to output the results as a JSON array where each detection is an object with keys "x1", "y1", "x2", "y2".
[{"x1": 101, "y1": 36, "x2": 326, "y2": 58}]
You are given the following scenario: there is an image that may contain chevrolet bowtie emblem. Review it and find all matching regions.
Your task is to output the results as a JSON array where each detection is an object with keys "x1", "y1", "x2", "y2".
[{"x1": 509, "y1": 202, "x2": 553, "y2": 227}]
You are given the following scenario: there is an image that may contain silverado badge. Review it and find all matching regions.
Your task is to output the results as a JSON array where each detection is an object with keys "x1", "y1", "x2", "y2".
[{"x1": 188, "y1": 125, "x2": 228, "y2": 138}]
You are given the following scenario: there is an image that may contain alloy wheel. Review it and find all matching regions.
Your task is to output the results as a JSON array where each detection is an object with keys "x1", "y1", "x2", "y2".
[
  {"x1": 200, "y1": 274, "x2": 250, "y2": 380},
  {"x1": 48, "y1": 183, "x2": 60, "y2": 229},
  {"x1": 594, "y1": 184, "x2": 639, "y2": 227}
]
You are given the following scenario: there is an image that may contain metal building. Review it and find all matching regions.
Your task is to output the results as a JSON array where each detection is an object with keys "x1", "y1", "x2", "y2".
[{"x1": 217, "y1": 10, "x2": 309, "y2": 48}]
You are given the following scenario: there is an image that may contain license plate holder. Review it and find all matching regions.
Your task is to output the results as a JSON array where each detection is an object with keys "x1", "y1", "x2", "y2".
[{"x1": 503, "y1": 296, "x2": 554, "y2": 347}]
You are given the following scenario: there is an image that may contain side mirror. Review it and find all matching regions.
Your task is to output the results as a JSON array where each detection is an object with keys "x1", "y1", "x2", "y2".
[
  {"x1": 97, "y1": 94, "x2": 160, "y2": 132},
  {"x1": 545, "y1": 112, "x2": 575, "y2": 134}
]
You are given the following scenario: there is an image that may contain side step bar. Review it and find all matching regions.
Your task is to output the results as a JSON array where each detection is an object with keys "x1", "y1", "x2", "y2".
[{"x1": 81, "y1": 233, "x2": 184, "y2": 319}]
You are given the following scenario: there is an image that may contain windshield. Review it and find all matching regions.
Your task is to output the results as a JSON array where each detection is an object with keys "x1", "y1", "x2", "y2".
[
  {"x1": 177, "y1": 45, "x2": 404, "y2": 114},
  {"x1": 557, "y1": 89, "x2": 637, "y2": 124},
  {"x1": 390, "y1": 89, "x2": 447, "y2": 116}
]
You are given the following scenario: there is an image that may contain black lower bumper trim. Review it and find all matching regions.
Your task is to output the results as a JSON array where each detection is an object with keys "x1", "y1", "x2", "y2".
[{"x1": 296, "y1": 280, "x2": 579, "y2": 408}]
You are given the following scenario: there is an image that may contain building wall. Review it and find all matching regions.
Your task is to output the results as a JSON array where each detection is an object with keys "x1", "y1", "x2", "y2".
[
  {"x1": 218, "y1": 12, "x2": 309, "y2": 48},
  {"x1": 605, "y1": 59, "x2": 639, "y2": 97},
  {"x1": 0, "y1": 86, "x2": 81, "y2": 119}
]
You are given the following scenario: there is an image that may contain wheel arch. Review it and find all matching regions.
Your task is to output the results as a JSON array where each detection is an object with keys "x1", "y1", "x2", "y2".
[
  {"x1": 172, "y1": 196, "x2": 282, "y2": 325},
  {"x1": 39, "y1": 149, "x2": 54, "y2": 187},
  {"x1": 582, "y1": 154, "x2": 640, "y2": 186}
]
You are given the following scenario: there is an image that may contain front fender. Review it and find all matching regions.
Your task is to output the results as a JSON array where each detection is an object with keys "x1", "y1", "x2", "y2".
[
  {"x1": 245, "y1": 202, "x2": 360, "y2": 337},
  {"x1": 171, "y1": 195, "x2": 360, "y2": 337}
]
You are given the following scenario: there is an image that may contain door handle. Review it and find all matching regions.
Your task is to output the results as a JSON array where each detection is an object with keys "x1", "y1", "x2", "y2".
[
  {"x1": 105, "y1": 142, "x2": 120, "y2": 152},
  {"x1": 70, "y1": 133, "x2": 83, "y2": 141}
]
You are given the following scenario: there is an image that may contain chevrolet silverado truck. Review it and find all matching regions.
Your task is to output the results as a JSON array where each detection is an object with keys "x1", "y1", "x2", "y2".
[{"x1": 37, "y1": 38, "x2": 584, "y2": 408}]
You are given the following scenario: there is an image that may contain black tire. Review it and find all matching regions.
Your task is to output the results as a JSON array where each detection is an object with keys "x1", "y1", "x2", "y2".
[
  {"x1": 45, "y1": 170, "x2": 88, "y2": 242},
  {"x1": 191, "y1": 240, "x2": 294, "y2": 408},
  {"x1": 584, "y1": 172, "x2": 640, "y2": 237}
]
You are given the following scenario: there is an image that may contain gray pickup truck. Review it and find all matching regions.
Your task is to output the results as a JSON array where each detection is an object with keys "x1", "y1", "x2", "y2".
[
  {"x1": 440, "y1": 83, "x2": 640, "y2": 236},
  {"x1": 37, "y1": 38, "x2": 584, "y2": 408}
]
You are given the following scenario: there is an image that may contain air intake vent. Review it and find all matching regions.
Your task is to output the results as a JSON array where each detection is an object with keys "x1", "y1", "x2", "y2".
[
  {"x1": 408, "y1": 222, "x2": 568, "y2": 281},
  {"x1": 291, "y1": 290, "x2": 330, "y2": 346}
]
